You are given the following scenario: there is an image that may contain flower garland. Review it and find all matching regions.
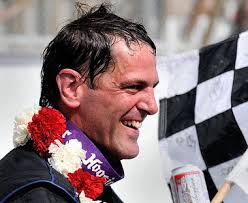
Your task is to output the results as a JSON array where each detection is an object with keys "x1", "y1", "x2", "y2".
[{"x1": 13, "y1": 106, "x2": 106, "y2": 203}]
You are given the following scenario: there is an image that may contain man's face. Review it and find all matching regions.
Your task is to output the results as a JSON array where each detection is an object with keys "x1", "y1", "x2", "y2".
[{"x1": 76, "y1": 40, "x2": 159, "y2": 160}]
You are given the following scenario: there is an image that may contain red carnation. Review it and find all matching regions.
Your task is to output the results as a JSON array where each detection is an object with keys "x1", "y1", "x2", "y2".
[
  {"x1": 68, "y1": 169, "x2": 106, "y2": 200},
  {"x1": 27, "y1": 107, "x2": 66, "y2": 157}
]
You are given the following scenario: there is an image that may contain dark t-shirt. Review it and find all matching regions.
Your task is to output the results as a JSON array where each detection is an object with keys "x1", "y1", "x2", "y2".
[{"x1": 0, "y1": 146, "x2": 123, "y2": 203}]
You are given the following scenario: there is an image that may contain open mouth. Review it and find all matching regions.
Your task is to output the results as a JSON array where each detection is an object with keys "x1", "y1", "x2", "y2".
[{"x1": 122, "y1": 120, "x2": 142, "y2": 130}]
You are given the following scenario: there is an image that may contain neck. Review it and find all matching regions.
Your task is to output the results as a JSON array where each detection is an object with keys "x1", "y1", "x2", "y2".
[
  {"x1": 93, "y1": 142, "x2": 120, "y2": 166},
  {"x1": 64, "y1": 120, "x2": 124, "y2": 185}
]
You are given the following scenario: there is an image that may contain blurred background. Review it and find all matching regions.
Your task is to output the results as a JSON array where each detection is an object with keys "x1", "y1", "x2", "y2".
[
  {"x1": 0, "y1": 0, "x2": 246, "y2": 57},
  {"x1": 1, "y1": 0, "x2": 248, "y2": 202}
]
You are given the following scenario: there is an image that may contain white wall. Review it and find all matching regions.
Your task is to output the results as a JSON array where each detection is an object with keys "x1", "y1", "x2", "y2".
[
  {"x1": 0, "y1": 62, "x2": 172, "y2": 203},
  {"x1": 0, "y1": 63, "x2": 41, "y2": 158}
]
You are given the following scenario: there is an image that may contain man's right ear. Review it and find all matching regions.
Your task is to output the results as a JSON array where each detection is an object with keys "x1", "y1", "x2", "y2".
[{"x1": 56, "y1": 69, "x2": 84, "y2": 108}]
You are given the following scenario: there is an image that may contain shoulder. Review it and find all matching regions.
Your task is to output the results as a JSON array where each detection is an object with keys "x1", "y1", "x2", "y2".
[
  {"x1": 0, "y1": 146, "x2": 78, "y2": 203},
  {"x1": 5, "y1": 186, "x2": 76, "y2": 203},
  {"x1": 99, "y1": 186, "x2": 124, "y2": 203}
]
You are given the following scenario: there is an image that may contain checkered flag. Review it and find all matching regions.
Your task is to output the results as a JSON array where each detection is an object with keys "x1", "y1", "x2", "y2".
[{"x1": 158, "y1": 31, "x2": 248, "y2": 202}]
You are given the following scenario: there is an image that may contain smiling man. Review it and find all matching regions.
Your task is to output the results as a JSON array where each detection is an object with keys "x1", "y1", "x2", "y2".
[
  {"x1": 0, "y1": 3, "x2": 158, "y2": 203},
  {"x1": 57, "y1": 39, "x2": 158, "y2": 161}
]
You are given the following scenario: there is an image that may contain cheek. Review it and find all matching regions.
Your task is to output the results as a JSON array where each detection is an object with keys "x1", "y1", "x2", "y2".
[{"x1": 115, "y1": 94, "x2": 138, "y2": 109}]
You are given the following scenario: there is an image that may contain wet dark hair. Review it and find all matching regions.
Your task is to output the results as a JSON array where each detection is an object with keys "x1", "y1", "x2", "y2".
[{"x1": 39, "y1": 3, "x2": 156, "y2": 108}]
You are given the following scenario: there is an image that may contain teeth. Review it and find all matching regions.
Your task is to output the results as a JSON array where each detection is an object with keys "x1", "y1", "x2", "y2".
[{"x1": 122, "y1": 120, "x2": 142, "y2": 129}]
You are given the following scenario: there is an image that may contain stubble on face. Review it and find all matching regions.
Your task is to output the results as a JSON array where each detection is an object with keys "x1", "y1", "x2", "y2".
[{"x1": 73, "y1": 40, "x2": 158, "y2": 161}]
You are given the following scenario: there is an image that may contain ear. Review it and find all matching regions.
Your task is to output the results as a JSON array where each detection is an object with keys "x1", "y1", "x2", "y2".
[{"x1": 56, "y1": 69, "x2": 83, "y2": 108}]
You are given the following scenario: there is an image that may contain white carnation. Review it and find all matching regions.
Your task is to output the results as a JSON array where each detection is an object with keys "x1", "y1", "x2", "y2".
[
  {"x1": 48, "y1": 139, "x2": 86, "y2": 177},
  {"x1": 79, "y1": 191, "x2": 103, "y2": 203},
  {"x1": 13, "y1": 106, "x2": 41, "y2": 147}
]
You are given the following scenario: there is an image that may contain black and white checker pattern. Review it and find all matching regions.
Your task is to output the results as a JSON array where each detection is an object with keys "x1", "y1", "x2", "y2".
[{"x1": 158, "y1": 31, "x2": 248, "y2": 202}]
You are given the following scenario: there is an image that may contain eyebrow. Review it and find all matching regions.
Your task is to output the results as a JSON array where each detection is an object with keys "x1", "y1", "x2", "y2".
[
  {"x1": 120, "y1": 79, "x2": 159, "y2": 88},
  {"x1": 154, "y1": 81, "x2": 159, "y2": 88}
]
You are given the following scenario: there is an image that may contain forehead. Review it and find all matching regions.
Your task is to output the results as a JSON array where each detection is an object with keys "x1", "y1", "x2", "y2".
[
  {"x1": 109, "y1": 40, "x2": 158, "y2": 82},
  {"x1": 111, "y1": 40, "x2": 155, "y2": 65}
]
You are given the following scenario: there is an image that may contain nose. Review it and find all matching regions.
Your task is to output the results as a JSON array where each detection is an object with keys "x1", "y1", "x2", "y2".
[{"x1": 137, "y1": 87, "x2": 158, "y2": 115}]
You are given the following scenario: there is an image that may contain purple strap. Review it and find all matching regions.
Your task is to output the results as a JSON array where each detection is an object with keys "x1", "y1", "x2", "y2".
[{"x1": 63, "y1": 120, "x2": 124, "y2": 185}]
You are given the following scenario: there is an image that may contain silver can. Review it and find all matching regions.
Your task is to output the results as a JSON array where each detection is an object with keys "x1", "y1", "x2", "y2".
[{"x1": 170, "y1": 165, "x2": 210, "y2": 203}]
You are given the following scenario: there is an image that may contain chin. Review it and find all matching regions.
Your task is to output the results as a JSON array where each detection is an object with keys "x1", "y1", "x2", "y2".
[
  {"x1": 119, "y1": 147, "x2": 139, "y2": 160},
  {"x1": 126, "y1": 153, "x2": 139, "y2": 159}
]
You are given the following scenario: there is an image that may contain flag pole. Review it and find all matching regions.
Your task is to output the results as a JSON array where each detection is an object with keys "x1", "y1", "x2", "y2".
[{"x1": 210, "y1": 181, "x2": 233, "y2": 203}]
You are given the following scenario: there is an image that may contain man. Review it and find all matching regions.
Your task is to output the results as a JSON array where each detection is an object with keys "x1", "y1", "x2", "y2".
[{"x1": 0, "y1": 3, "x2": 158, "y2": 203}]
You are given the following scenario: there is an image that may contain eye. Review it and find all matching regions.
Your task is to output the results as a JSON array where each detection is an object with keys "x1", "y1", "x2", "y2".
[
  {"x1": 127, "y1": 85, "x2": 143, "y2": 90},
  {"x1": 120, "y1": 81, "x2": 147, "y2": 94},
  {"x1": 123, "y1": 84, "x2": 145, "y2": 94}
]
